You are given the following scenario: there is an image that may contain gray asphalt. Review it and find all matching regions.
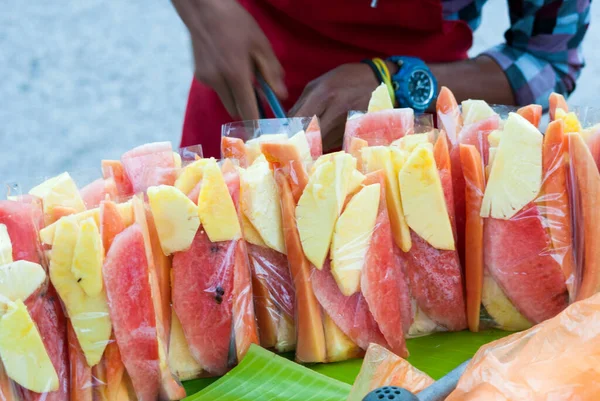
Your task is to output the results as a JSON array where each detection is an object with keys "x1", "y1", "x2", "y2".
[{"x1": 1, "y1": 1, "x2": 598, "y2": 190}]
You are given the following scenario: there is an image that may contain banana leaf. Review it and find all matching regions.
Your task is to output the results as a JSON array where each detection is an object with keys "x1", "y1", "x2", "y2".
[{"x1": 182, "y1": 329, "x2": 510, "y2": 400}]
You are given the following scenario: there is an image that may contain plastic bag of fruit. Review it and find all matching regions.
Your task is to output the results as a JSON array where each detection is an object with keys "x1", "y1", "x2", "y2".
[
  {"x1": 347, "y1": 343, "x2": 434, "y2": 401},
  {"x1": 446, "y1": 292, "x2": 600, "y2": 401},
  {"x1": 438, "y1": 89, "x2": 572, "y2": 333}
]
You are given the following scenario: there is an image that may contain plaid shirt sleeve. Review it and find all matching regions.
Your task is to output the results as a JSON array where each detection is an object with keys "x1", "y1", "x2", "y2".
[{"x1": 481, "y1": 0, "x2": 591, "y2": 108}]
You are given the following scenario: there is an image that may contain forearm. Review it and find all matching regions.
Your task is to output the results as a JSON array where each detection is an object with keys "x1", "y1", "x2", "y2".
[{"x1": 429, "y1": 56, "x2": 515, "y2": 106}]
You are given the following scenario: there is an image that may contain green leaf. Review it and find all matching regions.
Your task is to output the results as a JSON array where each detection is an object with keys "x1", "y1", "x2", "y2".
[{"x1": 183, "y1": 330, "x2": 511, "y2": 400}]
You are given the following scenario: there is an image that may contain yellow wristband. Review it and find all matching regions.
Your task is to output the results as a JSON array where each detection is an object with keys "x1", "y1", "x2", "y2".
[{"x1": 372, "y1": 58, "x2": 396, "y2": 106}]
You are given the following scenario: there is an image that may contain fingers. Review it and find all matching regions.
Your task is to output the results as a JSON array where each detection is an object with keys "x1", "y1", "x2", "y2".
[
  {"x1": 253, "y1": 34, "x2": 287, "y2": 100},
  {"x1": 227, "y1": 66, "x2": 260, "y2": 121},
  {"x1": 289, "y1": 82, "x2": 326, "y2": 118},
  {"x1": 202, "y1": 72, "x2": 238, "y2": 118}
]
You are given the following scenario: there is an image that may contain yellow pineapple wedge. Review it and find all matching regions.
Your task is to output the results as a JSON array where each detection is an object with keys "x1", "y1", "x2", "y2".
[
  {"x1": 49, "y1": 216, "x2": 111, "y2": 367},
  {"x1": 367, "y1": 83, "x2": 394, "y2": 113},
  {"x1": 481, "y1": 112, "x2": 543, "y2": 220},
  {"x1": 0, "y1": 300, "x2": 59, "y2": 392},
  {"x1": 323, "y1": 314, "x2": 363, "y2": 362},
  {"x1": 71, "y1": 218, "x2": 104, "y2": 297},
  {"x1": 399, "y1": 143, "x2": 455, "y2": 250},
  {"x1": 330, "y1": 184, "x2": 380, "y2": 296},
  {"x1": 240, "y1": 212, "x2": 268, "y2": 248},
  {"x1": 0, "y1": 261, "x2": 46, "y2": 314},
  {"x1": 39, "y1": 200, "x2": 133, "y2": 245},
  {"x1": 461, "y1": 99, "x2": 496, "y2": 125},
  {"x1": 245, "y1": 134, "x2": 288, "y2": 164},
  {"x1": 296, "y1": 160, "x2": 339, "y2": 269},
  {"x1": 29, "y1": 172, "x2": 86, "y2": 222},
  {"x1": 289, "y1": 130, "x2": 312, "y2": 165},
  {"x1": 361, "y1": 146, "x2": 412, "y2": 251},
  {"x1": 173, "y1": 152, "x2": 182, "y2": 169},
  {"x1": 168, "y1": 309, "x2": 203, "y2": 381},
  {"x1": 240, "y1": 161, "x2": 286, "y2": 254},
  {"x1": 174, "y1": 159, "x2": 209, "y2": 195},
  {"x1": 147, "y1": 185, "x2": 200, "y2": 255},
  {"x1": 0, "y1": 224, "x2": 12, "y2": 265},
  {"x1": 391, "y1": 134, "x2": 430, "y2": 152},
  {"x1": 482, "y1": 274, "x2": 532, "y2": 331},
  {"x1": 487, "y1": 130, "x2": 502, "y2": 147},
  {"x1": 197, "y1": 159, "x2": 241, "y2": 242},
  {"x1": 555, "y1": 108, "x2": 582, "y2": 133}
]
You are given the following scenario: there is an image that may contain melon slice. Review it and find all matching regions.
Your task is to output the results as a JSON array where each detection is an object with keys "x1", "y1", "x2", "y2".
[
  {"x1": 100, "y1": 200, "x2": 126, "y2": 252},
  {"x1": 0, "y1": 199, "x2": 44, "y2": 264},
  {"x1": 102, "y1": 160, "x2": 134, "y2": 198},
  {"x1": 80, "y1": 178, "x2": 119, "y2": 210},
  {"x1": 121, "y1": 142, "x2": 176, "y2": 194},
  {"x1": 343, "y1": 108, "x2": 414, "y2": 151}
]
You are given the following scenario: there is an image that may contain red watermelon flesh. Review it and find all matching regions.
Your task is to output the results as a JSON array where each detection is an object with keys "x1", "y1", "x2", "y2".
[
  {"x1": 0, "y1": 199, "x2": 44, "y2": 264},
  {"x1": 305, "y1": 116, "x2": 323, "y2": 158},
  {"x1": 103, "y1": 224, "x2": 161, "y2": 401},
  {"x1": 21, "y1": 286, "x2": 69, "y2": 401},
  {"x1": 172, "y1": 230, "x2": 235, "y2": 375},
  {"x1": 484, "y1": 203, "x2": 569, "y2": 323},
  {"x1": 80, "y1": 178, "x2": 119, "y2": 209},
  {"x1": 187, "y1": 182, "x2": 202, "y2": 205},
  {"x1": 312, "y1": 261, "x2": 388, "y2": 351},
  {"x1": 360, "y1": 172, "x2": 409, "y2": 358},
  {"x1": 121, "y1": 142, "x2": 176, "y2": 194},
  {"x1": 343, "y1": 109, "x2": 414, "y2": 151},
  {"x1": 101, "y1": 160, "x2": 134, "y2": 199}
]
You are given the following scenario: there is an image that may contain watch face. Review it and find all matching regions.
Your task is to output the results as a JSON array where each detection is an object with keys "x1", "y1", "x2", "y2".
[{"x1": 407, "y1": 69, "x2": 435, "y2": 109}]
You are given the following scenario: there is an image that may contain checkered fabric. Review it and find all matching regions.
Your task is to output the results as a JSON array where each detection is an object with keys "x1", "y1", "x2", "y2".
[{"x1": 442, "y1": 0, "x2": 591, "y2": 108}]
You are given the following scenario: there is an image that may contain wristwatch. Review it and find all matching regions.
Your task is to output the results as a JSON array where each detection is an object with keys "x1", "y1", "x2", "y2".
[{"x1": 387, "y1": 56, "x2": 438, "y2": 113}]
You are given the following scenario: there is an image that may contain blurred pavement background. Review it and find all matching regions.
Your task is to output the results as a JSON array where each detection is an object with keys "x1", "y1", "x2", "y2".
[{"x1": 0, "y1": 1, "x2": 598, "y2": 186}]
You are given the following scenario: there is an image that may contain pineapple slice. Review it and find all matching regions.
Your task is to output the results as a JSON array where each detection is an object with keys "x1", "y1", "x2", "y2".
[
  {"x1": 197, "y1": 159, "x2": 241, "y2": 242},
  {"x1": 399, "y1": 144, "x2": 455, "y2": 250},
  {"x1": 482, "y1": 275, "x2": 532, "y2": 331},
  {"x1": 147, "y1": 185, "x2": 200, "y2": 255},
  {"x1": 0, "y1": 261, "x2": 46, "y2": 314},
  {"x1": 361, "y1": 146, "x2": 412, "y2": 251},
  {"x1": 29, "y1": 172, "x2": 86, "y2": 220},
  {"x1": 289, "y1": 130, "x2": 312, "y2": 164},
  {"x1": 487, "y1": 147, "x2": 497, "y2": 180},
  {"x1": 332, "y1": 153, "x2": 358, "y2": 213},
  {"x1": 390, "y1": 147, "x2": 408, "y2": 176},
  {"x1": 0, "y1": 300, "x2": 59, "y2": 392},
  {"x1": 296, "y1": 160, "x2": 339, "y2": 269},
  {"x1": 0, "y1": 224, "x2": 12, "y2": 265},
  {"x1": 391, "y1": 134, "x2": 430, "y2": 152},
  {"x1": 174, "y1": 159, "x2": 209, "y2": 195},
  {"x1": 71, "y1": 218, "x2": 104, "y2": 297},
  {"x1": 168, "y1": 310, "x2": 203, "y2": 381},
  {"x1": 173, "y1": 152, "x2": 182, "y2": 169},
  {"x1": 323, "y1": 314, "x2": 362, "y2": 362},
  {"x1": 461, "y1": 99, "x2": 496, "y2": 125},
  {"x1": 240, "y1": 212, "x2": 268, "y2": 248},
  {"x1": 330, "y1": 184, "x2": 380, "y2": 296},
  {"x1": 49, "y1": 216, "x2": 111, "y2": 367},
  {"x1": 245, "y1": 134, "x2": 288, "y2": 164},
  {"x1": 555, "y1": 108, "x2": 582, "y2": 133},
  {"x1": 488, "y1": 130, "x2": 502, "y2": 147},
  {"x1": 481, "y1": 112, "x2": 543, "y2": 220},
  {"x1": 240, "y1": 161, "x2": 285, "y2": 254},
  {"x1": 367, "y1": 83, "x2": 394, "y2": 113}
]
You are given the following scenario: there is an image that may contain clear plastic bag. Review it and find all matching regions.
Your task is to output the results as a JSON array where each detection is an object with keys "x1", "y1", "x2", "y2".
[
  {"x1": 347, "y1": 343, "x2": 434, "y2": 401},
  {"x1": 446, "y1": 292, "x2": 600, "y2": 401}
]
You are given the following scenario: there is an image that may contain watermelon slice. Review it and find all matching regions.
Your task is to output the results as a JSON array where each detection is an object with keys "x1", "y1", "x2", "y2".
[
  {"x1": 305, "y1": 116, "x2": 323, "y2": 159},
  {"x1": 121, "y1": 142, "x2": 176, "y2": 194},
  {"x1": 103, "y1": 224, "x2": 161, "y2": 401},
  {"x1": 0, "y1": 199, "x2": 44, "y2": 264},
  {"x1": 101, "y1": 160, "x2": 134, "y2": 199},
  {"x1": 312, "y1": 261, "x2": 388, "y2": 351},
  {"x1": 361, "y1": 171, "x2": 409, "y2": 357},
  {"x1": 21, "y1": 286, "x2": 69, "y2": 401},
  {"x1": 80, "y1": 178, "x2": 118, "y2": 209},
  {"x1": 483, "y1": 203, "x2": 569, "y2": 323},
  {"x1": 67, "y1": 320, "x2": 92, "y2": 401},
  {"x1": 343, "y1": 109, "x2": 414, "y2": 151}
]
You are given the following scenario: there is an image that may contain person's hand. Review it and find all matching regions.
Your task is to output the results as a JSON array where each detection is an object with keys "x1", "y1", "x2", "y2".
[
  {"x1": 172, "y1": 0, "x2": 287, "y2": 120},
  {"x1": 289, "y1": 63, "x2": 380, "y2": 151}
]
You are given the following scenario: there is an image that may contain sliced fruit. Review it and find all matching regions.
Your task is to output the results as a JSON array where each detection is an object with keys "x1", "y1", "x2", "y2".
[
  {"x1": 67, "y1": 321, "x2": 93, "y2": 401},
  {"x1": 569, "y1": 133, "x2": 600, "y2": 301},
  {"x1": 249, "y1": 252, "x2": 278, "y2": 349},
  {"x1": 197, "y1": 159, "x2": 241, "y2": 242},
  {"x1": 361, "y1": 146, "x2": 411, "y2": 251},
  {"x1": 330, "y1": 184, "x2": 380, "y2": 296},
  {"x1": 487, "y1": 130, "x2": 502, "y2": 148},
  {"x1": 434, "y1": 130, "x2": 457, "y2": 235},
  {"x1": 102, "y1": 160, "x2": 134, "y2": 198},
  {"x1": 221, "y1": 137, "x2": 249, "y2": 167},
  {"x1": 0, "y1": 361, "x2": 19, "y2": 401},
  {"x1": 484, "y1": 203, "x2": 568, "y2": 323},
  {"x1": 407, "y1": 303, "x2": 439, "y2": 338},
  {"x1": 100, "y1": 200, "x2": 126, "y2": 252},
  {"x1": 322, "y1": 314, "x2": 363, "y2": 363},
  {"x1": 49, "y1": 216, "x2": 111, "y2": 367},
  {"x1": 0, "y1": 199, "x2": 44, "y2": 264},
  {"x1": 239, "y1": 161, "x2": 285, "y2": 254},
  {"x1": 305, "y1": 116, "x2": 324, "y2": 159},
  {"x1": 29, "y1": 172, "x2": 86, "y2": 222},
  {"x1": 343, "y1": 108, "x2": 414, "y2": 150},
  {"x1": 174, "y1": 158, "x2": 209, "y2": 195},
  {"x1": 0, "y1": 300, "x2": 59, "y2": 392},
  {"x1": 549, "y1": 92, "x2": 568, "y2": 121},
  {"x1": 461, "y1": 99, "x2": 496, "y2": 126},
  {"x1": 274, "y1": 170, "x2": 326, "y2": 363},
  {"x1": 71, "y1": 218, "x2": 104, "y2": 297},
  {"x1": 240, "y1": 213, "x2": 268, "y2": 248},
  {"x1": 147, "y1": 185, "x2": 200, "y2": 255},
  {"x1": 260, "y1": 142, "x2": 310, "y2": 202},
  {"x1": 0, "y1": 225, "x2": 12, "y2": 265},
  {"x1": 121, "y1": 141, "x2": 177, "y2": 194},
  {"x1": 481, "y1": 274, "x2": 532, "y2": 331},
  {"x1": 245, "y1": 134, "x2": 288, "y2": 165},
  {"x1": 103, "y1": 223, "x2": 161, "y2": 401},
  {"x1": 173, "y1": 152, "x2": 182, "y2": 169},
  {"x1": 0, "y1": 261, "x2": 46, "y2": 314},
  {"x1": 368, "y1": 83, "x2": 394, "y2": 113},
  {"x1": 517, "y1": 104, "x2": 542, "y2": 128},
  {"x1": 347, "y1": 137, "x2": 368, "y2": 171},
  {"x1": 391, "y1": 134, "x2": 430, "y2": 152},
  {"x1": 460, "y1": 145, "x2": 485, "y2": 332},
  {"x1": 436, "y1": 86, "x2": 463, "y2": 145},
  {"x1": 360, "y1": 171, "x2": 409, "y2": 357},
  {"x1": 296, "y1": 160, "x2": 338, "y2": 269},
  {"x1": 289, "y1": 130, "x2": 312, "y2": 164},
  {"x1": 481, "y1": 112, "x2": 543, "y2": 220},
  {"x1": 555, "y1": 107, "x2": 582, "y2": 134},
  {"x1": 399, "y1": 144, "x2": 455, "y2": 250},
  {"x1": 80, "y1": 178, "x2": 119, "y2": 210},
  {"x1": 542, "y1": 120, "x2": 574, "y2": 297},
  {"x1": 168, "y1": 310, "x2": 203, "y2": 381},
  {"x1": 50, "y1": 206, "x2": 77, "y2": 223},
  {"x1": 93, "y1": 336, "x2": 128, "y2": 401}
]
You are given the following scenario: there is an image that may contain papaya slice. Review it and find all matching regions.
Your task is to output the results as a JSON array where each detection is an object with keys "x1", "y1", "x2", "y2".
[
  {"x1": 261, "y1": 142, "x2": 309, "y2": 203},
  {"x1": 549, "y1": 93, "x2": 568, "y2": 121},
  {"x1": 517, "y1": 104, "x2": 542, "y2": 128},
  {"x1": 221, "y1": 137, "x2": 248, "y2": 168}
]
